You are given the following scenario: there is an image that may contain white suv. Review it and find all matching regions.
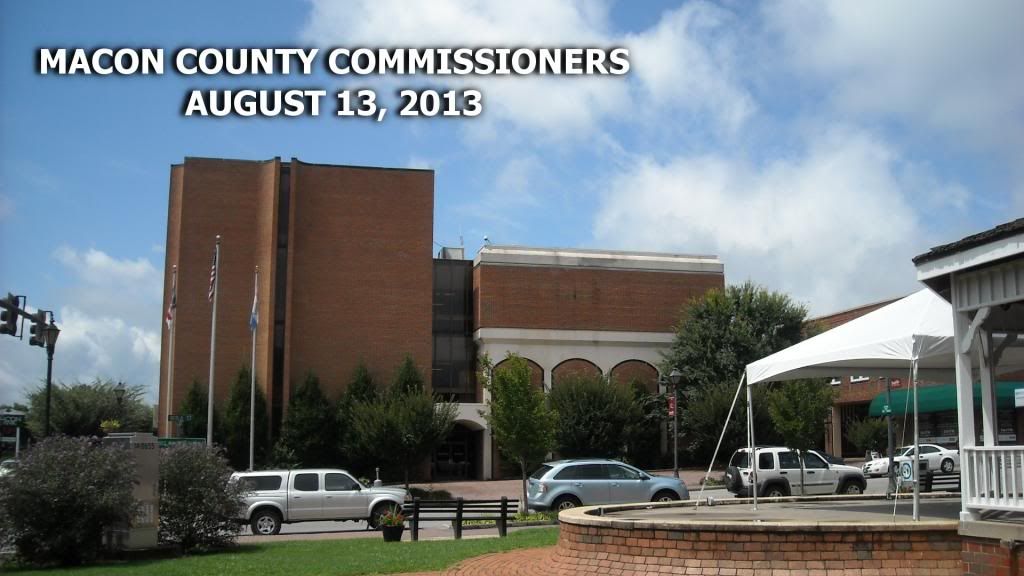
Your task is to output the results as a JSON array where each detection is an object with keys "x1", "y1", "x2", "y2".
[{"x1": 724, "y1": 447, "x2": 866, "y2": 498}]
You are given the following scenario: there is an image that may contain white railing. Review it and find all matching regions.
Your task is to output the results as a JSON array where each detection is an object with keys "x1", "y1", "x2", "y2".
[{"x1": 964, "y1": 446, "x2": 1024, "y2": 512}]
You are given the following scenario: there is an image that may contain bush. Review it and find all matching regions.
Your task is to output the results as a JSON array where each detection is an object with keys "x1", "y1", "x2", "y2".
[
  {"x1": 847, "y1": 417, "x2": 889, "y2": 454},
  {"x1": 549, "y1": 374, "x2": 639, "y2": 459},
  {"x1": 159, "y1": 444, "x2": 247, "y2": 551},
  {"x1": 272, "y1": 372, "x2": 339, "y2": 468},
  {"x1": 222, "y1": 366, "x2": 270, "y2": 470},
  {"x1": 0, "y1": 436, "x2": 137, "y2": 566}
]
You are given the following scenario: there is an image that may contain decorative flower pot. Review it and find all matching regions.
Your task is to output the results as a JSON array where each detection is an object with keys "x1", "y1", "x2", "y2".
[{"x1": 381, "y1": 525, "x2": 404, "y2": 542}]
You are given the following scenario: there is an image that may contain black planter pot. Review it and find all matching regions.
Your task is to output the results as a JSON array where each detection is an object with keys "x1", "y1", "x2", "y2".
[{"x1": 381, "y1": 525, "x2": 404, "y2": 542}]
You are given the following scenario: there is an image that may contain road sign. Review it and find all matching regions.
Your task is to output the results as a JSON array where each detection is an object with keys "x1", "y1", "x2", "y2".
[
  {"x1": 0, "y1": 413, "x2": 25, "y2": 426},
  {"x1": 881, "y1": 404, "x2": 892, "y2": 416},
  {"x1": 901, "y1": 461, "x2": 914, "y2": 481},
  {"x1": 168, "y1": 414, "x2": 193, "y2": 423},
  {"x1": 667, "y1": 396, "x2": 676, "y2": 417}
]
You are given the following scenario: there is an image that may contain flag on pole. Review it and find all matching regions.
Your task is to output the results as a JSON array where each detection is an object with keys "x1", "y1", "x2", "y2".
[
  {"x1": 208, "y1": 246, "x2": 218, "y2": 302},
  {"x1": 165, "y1": 268, "x2": 177, "y2": 330},
  {"x1": 249, "y1": 269, "x2": 259, "y2": 332}
]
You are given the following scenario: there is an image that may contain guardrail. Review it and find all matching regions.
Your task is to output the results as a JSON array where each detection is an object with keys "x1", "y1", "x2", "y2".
[{"x1": 963, "y1": 446, "x2": 1024, "y2": 512}]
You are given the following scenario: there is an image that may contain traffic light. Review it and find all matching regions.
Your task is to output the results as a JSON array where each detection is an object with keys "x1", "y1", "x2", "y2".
[
  {"x1": 0, "y1": 294, "x2": 17, "y2": 336},
  {"x1": 28, "y1": 310, "x2": 48, "y2": 347}
]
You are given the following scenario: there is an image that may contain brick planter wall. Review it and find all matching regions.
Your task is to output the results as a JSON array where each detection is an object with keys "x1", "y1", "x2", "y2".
[{"x1": 962, "y1": 536, "x2": 1024, "y2": 576}]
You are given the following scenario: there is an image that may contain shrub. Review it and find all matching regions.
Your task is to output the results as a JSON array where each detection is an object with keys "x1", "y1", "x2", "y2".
[
  {"x1": 159, "y1": 444, "x2": 247, "y2": 551},
  {"x1": 0, "y1": 436, "x2": 137, "y2": 566},
  {"x1": 222, "y1": 366, "x2": 270, "y2": 470},
  {"x1": 549, "y1": 374, "x2": 639, "y2": 459},
  {"x1": 272, "y1": 372, "x2": 338, "y2": 468},
  {"x1": 847, "y1": 417, "x2": 889, "y2": 454}
]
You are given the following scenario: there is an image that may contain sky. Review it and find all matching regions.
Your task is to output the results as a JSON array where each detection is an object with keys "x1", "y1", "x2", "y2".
[{"x1": 0, "y1": 0, "x2": 1021, "y2": 406}]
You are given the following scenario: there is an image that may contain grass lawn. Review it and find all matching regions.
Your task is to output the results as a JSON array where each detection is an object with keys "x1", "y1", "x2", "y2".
[{"x1": 6, "y1": 527, "x2": 559, "y2": 576}]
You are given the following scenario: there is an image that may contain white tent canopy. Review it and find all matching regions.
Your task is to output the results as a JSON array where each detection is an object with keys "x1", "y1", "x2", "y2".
[{"x1": 746, "y1": 288, "x2": 1024, "y2": 385}]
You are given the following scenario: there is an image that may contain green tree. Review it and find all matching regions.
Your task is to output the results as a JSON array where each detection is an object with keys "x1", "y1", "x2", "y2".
[
  {"x1": 221, "y1": 366, "x2": 270, "y2": 470},
  {"x1": 350, "y1": 359, "x2": 457, "y2": 488},
  {"x1": 178, "y1": 379, "x2": 220, "y2": 441},
  {"x1": 273, "y1": 372, "x2": 338, "y2": 468},
  {"x1": 159, "y1": 444, "x2": 247, "y2": 551},
  {"x1": 548, "y1": 374, "x2": 639, "y2": 459},
  {"x1": 847, "y1": 417, "x2": 888, "y2": 455},
  {"x1": 680, "y1": 380, "x2": 780, "y2": 465},
  {"x1": 662, "y1": 281, "x2": 809, "y2": 392},
  {"x1": 624, "y1": 380, "x2": 666, "y2": 469},
  {"x1": 25, "y1": 378, "x2": 152, "y2": 438},
  {"x1": 766, "y1": 379, "x2": 834, "y2": 495},
  {"x1": 337, "y1": 361, "x2": 378, "y2": 476},
  {"x1": 392, "y1": 355, "x2": 425, "y2": 394},
  {"x1": 481, "y1": 354, "x2": 557, "y2": 512}
]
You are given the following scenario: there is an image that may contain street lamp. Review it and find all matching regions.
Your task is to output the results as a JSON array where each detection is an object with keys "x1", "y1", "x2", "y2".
[
  {"x1": 42, "y1": 316, "x2": 60, "y2": 437},
  {"x1": 669, "y1": 368, "x2": 683, "y2": 479},
  {"x1": 115, "y1": 381, "x2": 126, "y2": 420}
]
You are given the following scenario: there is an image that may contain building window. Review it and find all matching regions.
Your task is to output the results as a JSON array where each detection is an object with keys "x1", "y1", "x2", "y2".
[
  {"x1": 850, "y1": 376, "x2": 870, "y2": 383},
  {"x1": 829, "y1": 378, "x2": 841, "y2": 386}
]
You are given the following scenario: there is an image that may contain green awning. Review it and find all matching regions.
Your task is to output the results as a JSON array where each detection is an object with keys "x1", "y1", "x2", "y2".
[{"x1": 868, "y1": 382, "x2": 1024, "y2": 417}]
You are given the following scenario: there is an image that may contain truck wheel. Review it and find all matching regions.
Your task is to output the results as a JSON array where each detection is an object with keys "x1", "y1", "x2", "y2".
[
  {"x1": 250, "y1": 508, "x2": 282, "y2": 536},
  {"x1": 840, "y1": 481, "x2": 863, "y2": 494},
  {"x1": 763, "y1": 484, "x2": 788, "y2": 498},
  {"x1": 369, "y1": 502, "x2": 400, "y2": 530}
]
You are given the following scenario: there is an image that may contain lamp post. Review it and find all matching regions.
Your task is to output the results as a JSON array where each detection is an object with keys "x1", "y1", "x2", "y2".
[
  {"x1": 42, "y1": 316, "x2": 60, "y2": 437},
  {"x1": 115, "y1": 381, "x2": 126, "y2": 421},
  {"x1": 669, "y1": 368, "x2": 682, "y2": 479}
]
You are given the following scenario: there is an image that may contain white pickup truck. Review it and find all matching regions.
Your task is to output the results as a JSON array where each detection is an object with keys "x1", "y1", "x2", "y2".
[{"x1": 232, "y1": 469, "x2": 407, "y2": 535}]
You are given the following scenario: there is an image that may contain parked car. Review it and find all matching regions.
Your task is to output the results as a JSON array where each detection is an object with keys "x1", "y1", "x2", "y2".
[
  {"x1": 724, "y1": 447, "x2": 867, "y2": 498},
  {"x1": 861, "y1": 444, "x2": 959, "y2": 477},
  {"x1": 527, "y1": 459, "x2": 689, "y2": 512},
  {"x1": 231, "y1": 469, "x2": 407, "y2": 536},
  {"x1": 0, "y1": 459, "x2": 16, "y2": 477}
]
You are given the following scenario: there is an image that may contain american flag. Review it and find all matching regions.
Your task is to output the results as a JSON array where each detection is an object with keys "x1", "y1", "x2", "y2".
[
  {"x1": 208, "y1": 245, "x2": 218, "y2": 302},
  {"x1": 165, "y1": 268, "x2": 177, "y2": 330}
]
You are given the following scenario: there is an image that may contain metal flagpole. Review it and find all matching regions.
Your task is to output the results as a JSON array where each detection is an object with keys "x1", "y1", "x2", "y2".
[
  {"x1": 165, "y1": 265, "x2": 177, "y2": 437},
  {"x1": 249, "y1": 266, "x2": 258, "y2": 471},
  {"x1": 207, "y1": 236, "x2": 220, "y2": 447},
  {"x1": 747, "y1": 378, "x2": 758, "y2": 511}
]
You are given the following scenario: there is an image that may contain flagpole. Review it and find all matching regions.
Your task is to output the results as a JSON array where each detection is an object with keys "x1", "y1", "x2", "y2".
[
  {"x1": 207, "y1": 236, "x2": 220, "y2": 447},
  {"x1": 249, "y1": 265, "x2": 258, "y2": 471},
  {"x1": 165, "y1": 265, "x2": 177, "y2": 437}
]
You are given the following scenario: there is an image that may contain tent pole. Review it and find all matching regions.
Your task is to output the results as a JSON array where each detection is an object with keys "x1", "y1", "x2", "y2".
[
  {"x1": 697, "y1": 373, "x2": 746, "y2": 504},
  {"x1": 748, "y1": 377, "x2": 758, "y2": 511},
  {"x1": 912, "y1": 357, "x2": 920, "y2": 521}
]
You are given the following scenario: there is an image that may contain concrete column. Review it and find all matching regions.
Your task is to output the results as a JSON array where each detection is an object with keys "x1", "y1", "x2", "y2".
[
  {"x1": 952, "y1": 285, "x2": 979, "y2": 522},
  {"x1": 978, "y1": 328, "x2": 997, "y2": 446},
  {"x1": 482, "y1": 425, "x2": 493, "y2": 480}
]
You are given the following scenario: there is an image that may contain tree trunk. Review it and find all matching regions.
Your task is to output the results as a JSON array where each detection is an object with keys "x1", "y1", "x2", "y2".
[{"x1": 519, "y1": 458, "x2": 528, "y2": 514}]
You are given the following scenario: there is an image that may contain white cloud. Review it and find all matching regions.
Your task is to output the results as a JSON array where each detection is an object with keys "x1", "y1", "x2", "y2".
[
  {"x1": 594, "y1": 125, "x2": 964, "y2": 314},
  {"x1": 301, "y1": 0, "x2": 753, "y2": 140},
  {"x1": 0, "y1": 247, "x2": 162, "y2": 406}
]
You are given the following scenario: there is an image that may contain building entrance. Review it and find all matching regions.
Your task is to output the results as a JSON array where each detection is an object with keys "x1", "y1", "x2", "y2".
[{"x1": 434, "y1": 423, "x2": 481, "y2": 480}]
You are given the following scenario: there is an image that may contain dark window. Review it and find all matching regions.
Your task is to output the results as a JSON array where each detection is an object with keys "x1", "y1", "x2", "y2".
[
  {"x1": 576, "y1": 464, "x2": 608, "y2": 480},
  {"x1": 802, "y1": 452, "x2": 828, "y2": 469},
  {"x1": 554, "y1": 466, "x2": 578, "y2": 480},
  {"x1": 243, "y1": 475, "x2": 283, "y2": 491},
  {"x1": 730, "y1": 451, "x2": 749, "y2": 469},
  {"x1": 432, "y1": 259, "x2": 475, "y2": 402},
  {"x1": 920, "y1": 446, "x2": 939, "y2": 455},
  {"x1": 294, "y1": 473, "x2": 319, "y2": 492},
  {"x1": 530, "y1": 465, "x2": 553, "y2": 480},
  {"x1": 779, "y1": 452, "x2": 801, "y2": 469},
  {"x1": 758, "y1": 453, "x2": 774, "y2": 470},
  {"x1": 607, "y1": 465, "x2": 641, "y2": 480},
  {"x1": 271, "y1": 165, "x2": 291, "y2": 436},
  {"x1": 325, "y1": 473, "x2": 359, "y2": 491}
]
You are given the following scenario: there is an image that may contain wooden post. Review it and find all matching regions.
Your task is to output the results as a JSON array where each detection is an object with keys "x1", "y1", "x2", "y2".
[
  {"x1": 499, "y1": 497, "x2": 508, "y2": 537},
  {"x1": 455, "y1": 497, "x2": 464, "y2": 540},
  {"x1": 412, "y1": 498, "x2": 420, "y2": 542}
]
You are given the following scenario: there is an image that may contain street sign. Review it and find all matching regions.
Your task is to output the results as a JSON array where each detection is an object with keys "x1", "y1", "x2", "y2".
[
  {"x1": 0, "y1": 413, "x2": 25, "y2": 426},
  {"x1": 900, "y1": 461, "x2": 914, "y2": 481},
  {"x1": 667, "y1": 396, "x2": 676, "y2": 417},
  {"x1": 1015, "y1": 388, "x2": 1024, "y2": 408},
  {"x1": 158, "y1": 437, "x2": 205, "y2": 448},
  {"x1": 168, "y1": 414, "x2": 193, "y2": 423},
  {"x1": 881, "y1": 404, "x2": 892, "y2": 416}
]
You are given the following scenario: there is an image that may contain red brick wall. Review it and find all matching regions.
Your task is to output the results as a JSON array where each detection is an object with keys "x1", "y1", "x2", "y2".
[
  {"x1": 284, "y1": 161, "x2": 433, "y2": 402},
  {"x1": 610, "y1": 359, "x2": 659, "y2": 393},
  {"x1": 962, "y1": 535, "x2": 1024, "y2": 576},
  {"x1": 474, "y1": 265, "x2": 723, "y2": 332},
  {"x1": 552, "y1": 358, "x2": 601, "y2": 386},
  {"x1": 555, "y1": 520, "x2": 961, "y2": 575}
]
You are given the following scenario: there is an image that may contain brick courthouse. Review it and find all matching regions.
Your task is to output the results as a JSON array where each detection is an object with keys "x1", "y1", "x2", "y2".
[{"x1": 158, "y1": 157, "x2": 724, "y2": 479}]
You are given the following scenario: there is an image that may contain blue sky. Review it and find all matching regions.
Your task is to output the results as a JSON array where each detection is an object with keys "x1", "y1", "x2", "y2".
[{"x1": 1, "y1": 0, "x2": 1021, "y2": 405}]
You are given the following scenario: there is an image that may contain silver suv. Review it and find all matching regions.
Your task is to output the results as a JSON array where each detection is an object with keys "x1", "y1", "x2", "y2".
[
  {"x1": 725, "y1": 447, "x2": 866, "y2": 498},
  {"x1": 232, "y1": 469, "x2": 407, "y2": 535},
  {"x1": 527, "y1": 459, "x2": 689, "y2": 511}
]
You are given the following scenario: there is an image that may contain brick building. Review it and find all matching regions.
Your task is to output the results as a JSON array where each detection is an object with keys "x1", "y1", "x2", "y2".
[{"x1": 159, "y1": 157, "x2": 725, "y2": 479}]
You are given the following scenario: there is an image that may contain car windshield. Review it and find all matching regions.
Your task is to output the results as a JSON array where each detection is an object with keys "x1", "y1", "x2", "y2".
[{"x1": 529, "y1": 465, "x2": 553, "y2": 480}]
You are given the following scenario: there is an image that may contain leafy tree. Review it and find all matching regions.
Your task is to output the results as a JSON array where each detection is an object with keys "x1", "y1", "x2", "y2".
[
  {"x1": 337, "y1": 361, "x2": 378, "y2": 476},
  {"x1": 159, "y1": 444, "x2": 247, "y2": 551},
  {"x1": 350, "y1": 359, "x2": 457, "y2": 488},
  {"x1": 662, "y1": 281, "x2": 809, "y2": 392},
  {"x1": 624, "y1": 380, "x2": 666, "y2": 469},
  {"x1": 548, "y1": 374, "x2": 639, "y2": 459},
  {"x1": 481, "y1": 354, "x2": 557, "y2": 512},
  {"x1": 847, "y1": 417, "x2": 888, "y2": 455},
  {"x1": 273, "y1": 372, "x2": 338, "y2": 468},
  {"x1": 347, "y1": 361, "x2": 378, "y2": 403},
  {"x1": 178, "y1": 379, "x2": 221, "y2": 441},
  {"x1": 0, "y1": 437, "x2": 137, "y2": 565},
  {"x1": 25, "y1": 378, "x2": 152, "y2": 438},
  {"x1": 680, "y1": 380, "x2": 780, "y2": 465},
  {"x1": 392, "y1": 355, "x2": 426, "y2": 394},
  {"x1": 221, "y1": 366, "x2": 270, "y2": 470},
  {"x1": 766, "y1": 379, "x2": 834, "y2": 495}
]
